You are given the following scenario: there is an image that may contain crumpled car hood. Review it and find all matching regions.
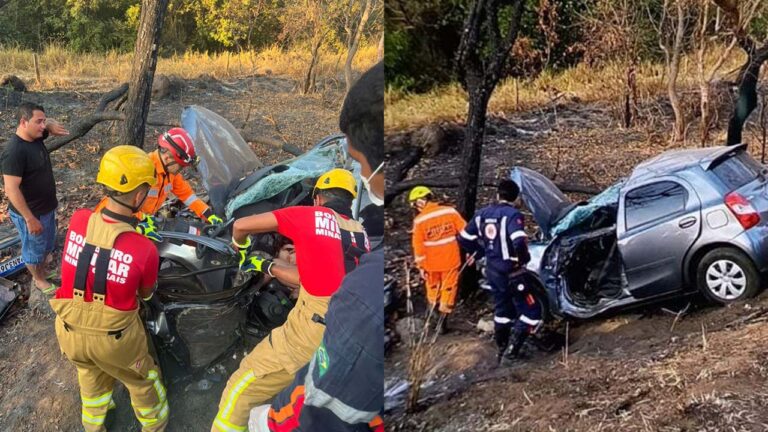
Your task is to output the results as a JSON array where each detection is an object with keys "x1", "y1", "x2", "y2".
[{"x1": 510, "y1": 167, "x2": 570, "y2": 239}]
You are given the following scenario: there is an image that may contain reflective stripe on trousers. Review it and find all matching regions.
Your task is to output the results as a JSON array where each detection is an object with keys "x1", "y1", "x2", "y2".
[
  {"x1": 133, "y1": 369, "x2": 169, "y2": 428},
  {"x1": 214, "y1": 371, "x2": 257, "y2": 432}
]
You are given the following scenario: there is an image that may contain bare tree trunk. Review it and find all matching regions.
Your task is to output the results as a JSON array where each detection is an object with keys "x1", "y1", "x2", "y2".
[
  {"x1": 711, "y1": 0, "x2": 767, "y2": 146},
  {"x1": 624, "y1": 65, "x2": 637, "y2": 128},
  {"x1": 699, "y1": 81, "x2": 711, "y2": 146},
  {"x1": 455, "y1": 0, "x2": 526, "y2": 218},
  {"x1": 377, "y1": 32, "x2": 384, "y2": 61},
  {"x1": 344, "y1": 0, "x2": 373, "y2": 93},
  {"x1": 121, "y1": 0, "x2": 169, "y2": 147},
  {"x1": 668, "y1": 0, "x2": 686, "y2": 142},
  {"x1": 727, "y1": 44, "x2": 768, "y2": 145},
  {"x1": 303, "y1": 34, "x2": 324, "y2": 94},
  {"x1": 696, "y1": 0, "x2": 739, "y2": 146},
  {"x1": 697, "y1": 0, "x2": 710, "y2": 146},
  {"x1": 761, "y1": 92, "x2": 767, "y2": 163},
  {"x1": 457, "y1": 89, "x2": 492, "y2": 218}
]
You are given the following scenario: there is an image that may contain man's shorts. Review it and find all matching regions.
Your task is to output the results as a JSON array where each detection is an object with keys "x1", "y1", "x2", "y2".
[{"x1": 8, "y1": 209, "x2": 57, "y2": 265}]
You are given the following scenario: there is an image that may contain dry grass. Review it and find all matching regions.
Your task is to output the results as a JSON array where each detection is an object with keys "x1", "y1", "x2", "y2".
[
  {"x1": 386, "y1": 44, "x2": 748, "y2": 132},
  {"x1": 0, "y1": 43, "x2": 379, "y2": 90}
]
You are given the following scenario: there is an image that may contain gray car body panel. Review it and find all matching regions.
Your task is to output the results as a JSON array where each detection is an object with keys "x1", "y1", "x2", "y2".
[{"x1": 515, "y1": 143, "x2": 768, "y2": 319}]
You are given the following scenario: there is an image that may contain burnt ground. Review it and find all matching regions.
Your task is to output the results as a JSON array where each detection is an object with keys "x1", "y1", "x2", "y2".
[
  {"x1": 384, "y1": 92, "x2": 768, "y2": 431},
  {"x1": 0, "y1": 73, "x2": 345, "y2": 431}
]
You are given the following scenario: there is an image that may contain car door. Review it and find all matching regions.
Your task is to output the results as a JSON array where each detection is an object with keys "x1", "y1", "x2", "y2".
[{"x1": 617, "y1": 178, "x2": 702, "y2": 298}]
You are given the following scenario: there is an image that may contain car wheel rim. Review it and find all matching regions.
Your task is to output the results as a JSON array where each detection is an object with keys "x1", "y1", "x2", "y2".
[{"x1": 705, "y1": 259, "x2": 747, "y2": 300}]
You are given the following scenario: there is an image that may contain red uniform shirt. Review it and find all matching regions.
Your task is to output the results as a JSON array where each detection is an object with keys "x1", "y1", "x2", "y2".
[
  {"x1": 273, "y1": 206, "x2": 365, "y2": 297},
  {"x1": 56, "y1": 209, "x2": 159, "y2": 311}
]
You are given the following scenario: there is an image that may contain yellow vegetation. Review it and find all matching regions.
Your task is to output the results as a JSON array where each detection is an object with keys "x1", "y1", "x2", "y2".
[
  {"x1": 0, "y1": 43, "x2": 379, "y2": 90},
  {"x1": 386, "y1": 45, "x2": 748, "y2": 132}
]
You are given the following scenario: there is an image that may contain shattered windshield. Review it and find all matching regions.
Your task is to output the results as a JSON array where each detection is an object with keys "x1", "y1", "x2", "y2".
[
  {"x1": 181, "y1": 106, "x2": 263, "y2": 215},
  {"x1": 225, "y1": 135, "x2": 368, "y2": 219},
  {"x1": 550, "y1": 181, "x2": 623, "y2": 237}
]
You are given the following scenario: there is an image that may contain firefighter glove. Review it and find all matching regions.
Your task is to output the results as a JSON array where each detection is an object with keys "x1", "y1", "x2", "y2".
[
  {"x1": 136, "y1": 215, "x2": 163, "y2": 242},
  {"x1": 240, "y1": 255, "x2": 274, "y2": 275},
  {"x1": 207, "y1": 214, "x2": 224, "y2": 225},
  {"x1": 232, "y1": 235, "x2": 251, "y2": 250}
]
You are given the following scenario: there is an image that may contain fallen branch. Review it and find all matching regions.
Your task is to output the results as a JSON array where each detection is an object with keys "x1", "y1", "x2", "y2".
[
  {"x1": 385, "y1": 178, "x2": 601, "y2": 206},
  {"x1": 242, "y1": 134, "x2": 302, "y2": 156},
  {"x1": 46, "y1": 83, "x2": 178, "y2": 153},
  {"x1": 262, "y1": 114, "x2": 290, "y2": 144},
  {"x1": 390, "y1": 146, "x2": 424, "y2": 183},
  {"x1": 725, "y1": 307, "x2": 768, "y2": 328},
  {"x1": 96, "y1": 83, "x2": 128, "y2": 111},
  {"x1": 46, "y1": 112, "x2": 178, "y2": 152}
]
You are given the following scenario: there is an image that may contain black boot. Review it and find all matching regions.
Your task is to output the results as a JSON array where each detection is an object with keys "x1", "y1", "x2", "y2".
[
  {"x1": 502, "y1": 329, "x2": 529, "y2": 365},
  {"x1": 437, "y1": 313, "x2": 450, "y2": 335},
  {"x1": 494, "y1": 324, "x2": 511, "y2": 365}
]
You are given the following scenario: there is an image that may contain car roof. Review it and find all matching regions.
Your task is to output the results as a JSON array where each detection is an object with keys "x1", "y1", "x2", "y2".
[{"x1": 625, "y1": 143, "x2": 747, "y2": 189}]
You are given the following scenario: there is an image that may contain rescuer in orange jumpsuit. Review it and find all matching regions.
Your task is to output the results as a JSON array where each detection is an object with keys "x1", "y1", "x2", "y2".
[
  {"x1": 94, "y1": 128, "x2": 223, "y2": 235},
  {"x1": 409, "y1": 186, "x2": 466, "y2": 330}
]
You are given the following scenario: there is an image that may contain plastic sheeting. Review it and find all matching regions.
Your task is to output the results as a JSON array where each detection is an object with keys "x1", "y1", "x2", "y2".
[
  {"x1": 181, "y1": 106, "x2": 263, "y2": 215},
  {"x1": 551, "y1": 181, "x2": 623, "y2": 238},
  {"x1": 225, "y1": 136, "x2": 367, "y2": 219},
  {"x1": 510, "y1": 167, "x2": 570, "y2": 239}
]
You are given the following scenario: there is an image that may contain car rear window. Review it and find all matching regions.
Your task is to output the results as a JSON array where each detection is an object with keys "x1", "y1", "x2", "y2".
[{"x1": 711, "y1": 151, "x2": 763, "y2": 191}]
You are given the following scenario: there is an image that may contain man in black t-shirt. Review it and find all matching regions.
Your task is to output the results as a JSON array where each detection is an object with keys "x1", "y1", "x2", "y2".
[{"x1": 1, "y1": 102, "x2": 69, "y2": 296}]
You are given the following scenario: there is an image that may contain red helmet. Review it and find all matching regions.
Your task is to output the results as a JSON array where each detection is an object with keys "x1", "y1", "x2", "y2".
[{"x1": 157, "y1": 127, "x2": 198, "y2": 167}]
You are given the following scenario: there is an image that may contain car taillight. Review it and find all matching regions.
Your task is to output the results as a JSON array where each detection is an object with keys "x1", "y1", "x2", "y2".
[{"x1": 725, "y1": 192, "x2": 761, "y2": 230}]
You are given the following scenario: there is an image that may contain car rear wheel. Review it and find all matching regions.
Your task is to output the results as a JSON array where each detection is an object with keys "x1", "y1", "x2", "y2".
[{"x1": 696, "y1": 248, "x2": 759, "y2": 304}]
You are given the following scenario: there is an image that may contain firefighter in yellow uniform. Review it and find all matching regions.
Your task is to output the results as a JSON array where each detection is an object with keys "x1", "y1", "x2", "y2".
[
  {"x1": 51, "y1": 146, "x2": 168, "y2": 432},
  {"x1": 94, "y1": 128, "x2": 224, "y2": 230},
  {"x1": 212, "y1": 169, "x2": 368, "y2": 432},
  {"x1": 409, "y1": 186, "x2": 466, "y2": 329}
]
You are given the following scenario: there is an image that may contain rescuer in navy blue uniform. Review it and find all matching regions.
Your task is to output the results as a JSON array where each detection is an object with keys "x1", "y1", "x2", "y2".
[{"x1": 457, "y1": 179, "x2": 543, "y2": 364}]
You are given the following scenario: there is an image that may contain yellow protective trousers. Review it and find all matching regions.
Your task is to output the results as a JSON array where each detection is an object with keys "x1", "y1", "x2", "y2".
[
  {"x1": 50, "y1": 212, "x2": 169, "y2": 432},
  {"x1": 212, "y1": 288, "x2": 330, "y2": 432}
]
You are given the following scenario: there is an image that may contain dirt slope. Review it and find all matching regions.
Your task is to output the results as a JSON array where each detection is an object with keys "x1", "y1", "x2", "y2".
[{"x1": 0, "y1": 73, "x2": 344, "y2": 431}]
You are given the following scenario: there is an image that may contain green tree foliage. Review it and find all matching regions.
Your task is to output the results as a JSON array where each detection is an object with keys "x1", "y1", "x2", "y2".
[
  {"x1": 385, "y1": 0, "x2": 469, "y2": 92},
  {"x1": 0, "y1": 0, "x2": 378, "y2": 56},
  {"x1": 65, "y1": 0, "x2": 140, "y2": 52},
  {"x1": 0, "y1": 0, "x2": 69, "y2": 50},
  {"x1": 182, "y1": 0, "x2": 282, "y2": 51},
  {"x1": 0, "y1": 0, "x2": 138, "y2": 52},
  {"x1": 385, "y1": 0, "x2": 592, "y2": 92}
]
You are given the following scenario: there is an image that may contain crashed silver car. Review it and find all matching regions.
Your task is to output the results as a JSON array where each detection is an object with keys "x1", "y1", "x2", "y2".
[{"x1": 511, "y1": 144, "x2": 768, "y2": 320}]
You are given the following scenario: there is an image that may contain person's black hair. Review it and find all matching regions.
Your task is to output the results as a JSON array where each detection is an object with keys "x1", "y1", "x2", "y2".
[
  {"x1": 498, "y1": 179, "x2": 520, "y2": 202},
  {"x1": 339, "y1": 62, "x2": 383, "y2": 170},
  {"x1": 317, "y1": 187, "x2": 354, "y2": 203},
  {"x1": 17, "y1": 102, "x2": 45, "y2": 123},
  {"x1": 359, "y1": 204, "x2": 384, "y2": 237},
  {"x1": 103, "y1": 182, "x2": 150, "y2": 200},
  {"x1": 273, "y1": 234, "x2": 294, "y2": 256}
]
